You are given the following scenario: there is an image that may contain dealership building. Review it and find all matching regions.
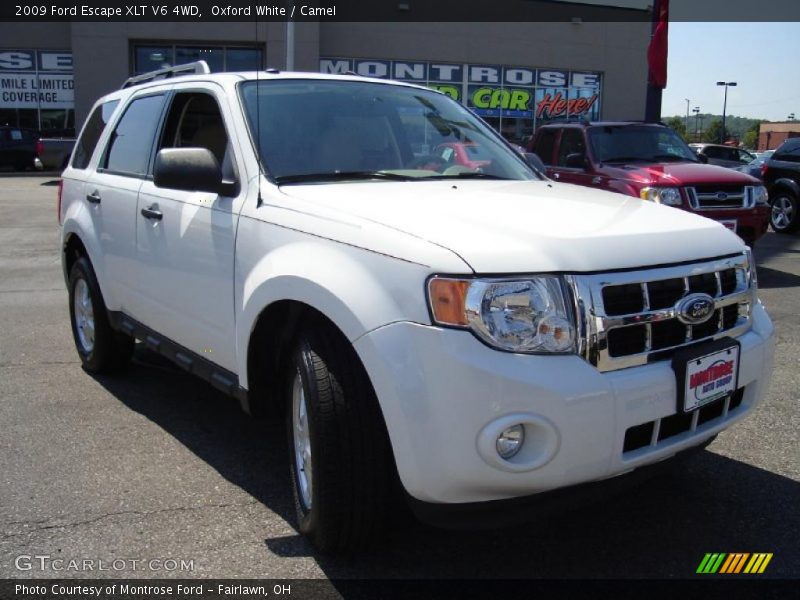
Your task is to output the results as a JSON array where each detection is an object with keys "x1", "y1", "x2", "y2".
[{"x1": 0, "y1": 9, "x2": 652, "y2": 144}]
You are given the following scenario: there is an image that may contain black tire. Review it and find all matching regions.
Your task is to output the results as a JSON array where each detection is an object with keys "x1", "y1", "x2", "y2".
[
  {"x1": 68, "y1": 257, "x2": 134, "y2": 373},
  {"x1": 769, "y1": 190, "x2": 799, "y2": 234},
  {"x1": 286, "y1": 316, "x2": 393, "y2": 554}
]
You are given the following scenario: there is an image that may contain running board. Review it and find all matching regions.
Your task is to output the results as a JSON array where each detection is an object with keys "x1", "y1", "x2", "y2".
[{"x1": 107, "y1": 311, "x2": 251, "y2": 413}]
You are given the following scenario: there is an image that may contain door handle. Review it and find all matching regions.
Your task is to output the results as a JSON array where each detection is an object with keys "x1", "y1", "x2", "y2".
[
  {"x1": 592, "y1": 176, "x2": 602, "y2": 185},
  {"x1": 85, "y1": 191, "x2": 101, "y2": 204},
  {"x1": 140, "y1": 205, "x2": 163, "y2": 221},
  {"x1": 553, "y1": 172, "x2": 560, "y2": 179}
]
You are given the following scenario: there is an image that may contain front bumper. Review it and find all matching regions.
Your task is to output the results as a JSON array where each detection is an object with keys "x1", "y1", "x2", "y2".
[
  {"x1": 354, "y1": 302, "x2": 774, "y2": 505},
  {"x1": 685, "y1": 206, "x2": 770, "y2": 243}
]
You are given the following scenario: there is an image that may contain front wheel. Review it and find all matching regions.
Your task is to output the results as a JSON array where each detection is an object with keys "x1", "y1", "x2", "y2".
[
  {"x1": 68, "y1": 257, "x2": 134, "y2": 373},
  {"x1": 770, "y1": 191, "x2": 799, "y2": 233},
  {"x1": 286, "y1": 318, "x2": 393, "y2": 554}
]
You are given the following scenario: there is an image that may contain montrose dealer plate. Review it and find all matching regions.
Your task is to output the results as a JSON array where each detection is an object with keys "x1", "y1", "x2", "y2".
[
  {"x1": 672, "y1": 339, "x2": 740, "y2": 413},
  {"x1": 719, "y1": 219, "x2": 738, "y2": 233}
]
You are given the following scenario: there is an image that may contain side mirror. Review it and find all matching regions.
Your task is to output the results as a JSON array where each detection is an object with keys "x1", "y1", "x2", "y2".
[
  {"x1": 524, "y1": 152, "x2": 546, "y2": 173},
  {"x1": 697, "y1": 153, "x2": 709, "y2": 164},
  {"x1": 154, "y1": 148, "x2": 225, "y2": 194},
  {"x1": 565, "y1": 152, "x2": 587, "y2": 169}
]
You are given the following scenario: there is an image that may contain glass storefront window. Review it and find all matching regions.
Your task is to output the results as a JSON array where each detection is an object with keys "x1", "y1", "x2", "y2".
[
  {"x1": 133, "y1": 44, "x2": 263, "y2": 75},
  {"x1": 175, "y1": 47, "x2": 224, "y2": 72},
  {"x1": 40, "y1": 109, "x2": 75, "y2": 136},
  {"x1": 226, "y1": 48, "x2": 263, "y2": 71},
  {"x1": 135, "y1": 46, "x2": 174, "y2": 74},
  {"x1": 0, "y1": 109, "x2": 39, "y2": 130}
]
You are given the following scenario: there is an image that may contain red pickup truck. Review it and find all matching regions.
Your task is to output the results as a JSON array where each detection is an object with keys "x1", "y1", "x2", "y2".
[{"x1": 527, "y1": 121, "x2": 770, "y2": 245}]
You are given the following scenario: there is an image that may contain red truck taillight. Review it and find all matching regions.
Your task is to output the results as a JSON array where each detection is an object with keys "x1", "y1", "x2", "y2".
[
  {"x1": 760, "y1": 162, "x2": 769, "y2": 178},
  {"x1": 57, "y1": 180, "x2": 63, "y2": 224},
  {"x1": 35, "y1": 139, "x2": 44, "y2": 157}
]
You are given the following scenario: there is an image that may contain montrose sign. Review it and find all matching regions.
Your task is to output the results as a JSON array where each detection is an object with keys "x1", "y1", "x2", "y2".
[{"x1": 320, "y1": 57, "x2": 602, "y2": 121}]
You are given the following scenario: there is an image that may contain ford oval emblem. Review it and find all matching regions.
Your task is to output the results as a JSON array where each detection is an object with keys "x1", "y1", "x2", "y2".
[
  {"x1": 716, "y1": 192, "x2": 729, "y2": 201},
  {"x1": 676, "y1": 293, "x2": 715, "y2": 325}
]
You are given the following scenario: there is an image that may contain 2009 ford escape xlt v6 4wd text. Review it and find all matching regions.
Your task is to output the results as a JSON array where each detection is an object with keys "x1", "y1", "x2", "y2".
[{"x1": 59, "y1": 62, "x2": 775, "y2": 554}]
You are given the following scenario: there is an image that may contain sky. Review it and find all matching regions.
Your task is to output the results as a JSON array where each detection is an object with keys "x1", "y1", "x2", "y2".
[{"x1": 662, "y1": 22, "x2": 800, "y2": 121}]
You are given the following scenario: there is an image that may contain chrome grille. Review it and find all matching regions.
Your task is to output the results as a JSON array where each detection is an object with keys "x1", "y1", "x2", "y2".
[
  {"x1": 567, "y1": 252, "x2": 755, "y2": 372},
  {"x1": 685, "y1": 185, "x2": 754, "y2": 210}
]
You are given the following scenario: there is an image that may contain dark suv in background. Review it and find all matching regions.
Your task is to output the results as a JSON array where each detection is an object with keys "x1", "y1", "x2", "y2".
[
  {"x1": 762, "y1": 137, "x2": 800, "y2": 234},
  {"x1": 527, "y1": 121, "x2": 770, "y2": 245},
  {"x1": 0, "y1": 126, "x2": 38, "y2": 171}
]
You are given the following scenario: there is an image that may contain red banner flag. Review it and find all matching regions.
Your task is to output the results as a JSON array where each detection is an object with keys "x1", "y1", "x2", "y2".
[{"x1": 647, "y1": 0, "x2": 669, "y2": 89}]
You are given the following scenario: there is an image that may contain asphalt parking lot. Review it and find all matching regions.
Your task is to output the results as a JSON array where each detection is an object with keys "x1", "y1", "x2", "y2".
[{"x1": 0, "y1": 175, "x2": 798, "y2": 580}]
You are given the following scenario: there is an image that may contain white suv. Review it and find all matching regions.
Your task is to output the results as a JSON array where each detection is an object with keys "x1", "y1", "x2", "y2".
[{"x1": 59, "y1": 62, "x2": 775, "y2": 553}]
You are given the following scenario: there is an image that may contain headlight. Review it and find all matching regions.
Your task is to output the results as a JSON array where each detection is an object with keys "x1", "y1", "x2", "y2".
[
  {"x1": 640, "y1": 186, "x2": 682, "y2": 206},
  {"x1": 751, "y1": 185, "x2": 769, "y2": 205},
  {"x1": 428, "y1": 276, "x2": 576, "y2": 353}
]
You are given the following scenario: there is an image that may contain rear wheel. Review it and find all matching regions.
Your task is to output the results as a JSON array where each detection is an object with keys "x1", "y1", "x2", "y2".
[
  {"x1": 770, "y1": 191, "x2": 799, "y2": 233},
  {"x1": 286, "y1": 317, "x2": 393, "y2": 554},
  {"x1": 68, "y1": 257, "x2": 134, "y2": 373}
]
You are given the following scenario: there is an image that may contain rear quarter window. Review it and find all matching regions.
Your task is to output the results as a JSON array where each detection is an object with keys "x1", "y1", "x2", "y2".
[
  {"x1": 532, "y1": 129, "x2": 558, "y2": 165},
  {"x1": 72, "y1": 100, "x2": 120, "y2": 169}
]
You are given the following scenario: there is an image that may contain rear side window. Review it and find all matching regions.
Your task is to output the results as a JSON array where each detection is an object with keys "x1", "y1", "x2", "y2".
[
  {"x1": 72, "y1": 101, "x2": 120, "y2": 169},
  {"x1": 557, "y1": 129, "x2": 586, "y2": 166},
  {"x1": 533, "y1": 129, "x2": 558, "y2": 165},
  {"x1": 102, "y1": 94, "x2": 165, "y2": 176},
  {"x1": 773, "y1": 140, "x2": 800, "y2": 163}
]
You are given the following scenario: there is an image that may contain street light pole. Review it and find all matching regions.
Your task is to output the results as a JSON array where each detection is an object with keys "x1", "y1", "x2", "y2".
[
  {"x1": 685, "y1": 98, "x2": 690, "y2": 133},
  {"x1": 693, "y1": 106, "x2": 700, "y2": 140},
  {"x1": 716, "y1": 81, "x2": 737, "y2": 144}
]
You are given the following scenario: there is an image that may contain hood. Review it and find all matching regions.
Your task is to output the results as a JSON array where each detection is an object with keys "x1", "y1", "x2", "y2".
[
  {"x1": 600, "y1": 161, "x2": 761, "y2": 186},
  {"x1": 279, "y1": 179, "x2": 745, "y2": 274}
]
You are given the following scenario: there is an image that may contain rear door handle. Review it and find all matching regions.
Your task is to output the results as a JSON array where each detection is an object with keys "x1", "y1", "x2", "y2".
[
  {"x1": 85, "y1": 191, "x2": 101, "y2": 204},
  {"x1": 140, "y1": 205, "x2": 163, "y2": 221}
]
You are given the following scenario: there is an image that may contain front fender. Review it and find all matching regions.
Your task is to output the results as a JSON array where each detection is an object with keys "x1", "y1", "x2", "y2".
[{"x1": 236, "y1": 236, "x2": 434, "y2": 389}]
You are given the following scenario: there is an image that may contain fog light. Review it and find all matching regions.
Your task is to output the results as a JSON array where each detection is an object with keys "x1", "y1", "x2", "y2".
[{"x1": 496, "y1": 424, "x2": 525, "y2": 459}]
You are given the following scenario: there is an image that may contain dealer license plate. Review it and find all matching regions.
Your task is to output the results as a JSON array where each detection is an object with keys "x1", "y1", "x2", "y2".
[
  {"x1": 674, "y1": 341, "x2": 740, "y2": 413},
  {"x1": 719, "y1": 219, "x2": 737, "y2": 233}
]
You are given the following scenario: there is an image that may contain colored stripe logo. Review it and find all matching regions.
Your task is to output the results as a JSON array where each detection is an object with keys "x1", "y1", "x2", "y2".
[{"x1": 697, "y1": 553, "x2": 773, "y2": 574}]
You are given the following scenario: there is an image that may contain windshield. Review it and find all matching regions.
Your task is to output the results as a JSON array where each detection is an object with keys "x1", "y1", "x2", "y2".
[
  {"x1": 239, "y1": 79, "x2": 537, "y2": 183},
  {"x1": 587, "y1": 125, "x2": 699, "y2": 164}
]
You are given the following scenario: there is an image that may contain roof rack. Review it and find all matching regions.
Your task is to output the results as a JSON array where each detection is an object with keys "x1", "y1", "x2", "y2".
[{"x1": 120, "y1": 61, "x2": 210, "y2": 89}]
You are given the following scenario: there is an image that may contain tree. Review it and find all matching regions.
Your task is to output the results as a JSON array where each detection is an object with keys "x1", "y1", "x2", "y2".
[
  {"x1": 664, "y1": 116, "x2": 688, "y2": 142},
  {"x1": 742, "y1": 120, "x2": 763, "y2": 150},
  {"x1": 742, "y1": 130, "x2": 758, "y2": 150},
  {"x1": 703, "y1": 119, "x2": 724, "y2": 144}
]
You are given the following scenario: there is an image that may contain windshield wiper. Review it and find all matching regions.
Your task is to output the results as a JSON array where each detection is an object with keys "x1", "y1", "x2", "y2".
[
  {"x1": 275, "y1": 171, "x2": 416, "y2": 185},
  {"x1": 601, "y1": 156, "x2": 654, "y2": 163},
  {"x1": 426, "y1": 172, "x2": 512, "y2": 180},
  {"x1": 652, "y1": 154, "x2": 698, "y2": 163}
]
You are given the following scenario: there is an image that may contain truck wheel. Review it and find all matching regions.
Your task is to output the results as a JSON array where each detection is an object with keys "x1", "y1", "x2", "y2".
[
  {"x1": 286, "y1": 319, "x2": 393, "y2": 554},
  {"x1": 770, "y1": 191, "x2": 799, "y2": 233},
  {"x1": 68, "y1": 257, "x2": 134, "y2": 373}
]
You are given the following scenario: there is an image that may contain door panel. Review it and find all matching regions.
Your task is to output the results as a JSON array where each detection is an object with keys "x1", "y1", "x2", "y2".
[
  {"x1": 82, "y1": 173, "x2": 143, "y2": 312},
  {"x1": 133, "y1": 89, "x2": 243, "y2": 372}
]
